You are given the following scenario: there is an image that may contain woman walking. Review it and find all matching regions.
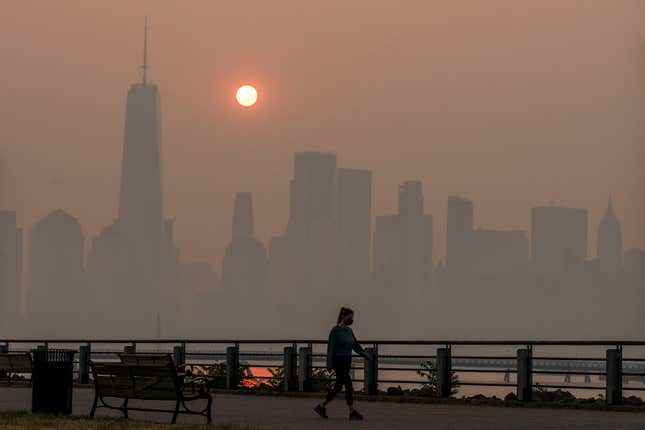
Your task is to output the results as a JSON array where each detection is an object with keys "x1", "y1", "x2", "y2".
[{"x1": 314, "y1": 307, "x2": 369, "y2": 421}]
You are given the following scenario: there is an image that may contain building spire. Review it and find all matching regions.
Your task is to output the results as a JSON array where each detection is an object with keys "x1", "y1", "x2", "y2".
[
  {"x1": 142, "y1": 17, "x2": 149, "y2": 86},
  {"x1": 607, "y1": 194, "x2": 614, "y2": 215},
  {"x1": 232, "y1": 192, "x2": 254, "y2": 239}
]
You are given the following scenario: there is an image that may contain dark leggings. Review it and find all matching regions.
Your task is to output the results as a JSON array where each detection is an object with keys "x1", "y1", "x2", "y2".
[{"x1": 325, "y1": 359, "x2": 353, "y2": 406}]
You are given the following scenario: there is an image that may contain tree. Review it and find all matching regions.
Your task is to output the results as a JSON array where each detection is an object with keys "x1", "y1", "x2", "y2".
[{"x1": 416, "y1": 359, "x2": 459, "y2": 397}]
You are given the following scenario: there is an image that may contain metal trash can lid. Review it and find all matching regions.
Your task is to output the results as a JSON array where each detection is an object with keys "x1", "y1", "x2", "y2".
[{"x1": 31, "y1": 349, "x2": 76, "y2": 363}]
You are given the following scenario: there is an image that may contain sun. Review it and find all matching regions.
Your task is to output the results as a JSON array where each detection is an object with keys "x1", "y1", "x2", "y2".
[{"x1": 236, "y1": 85, "x2": 258, "y2": 107}]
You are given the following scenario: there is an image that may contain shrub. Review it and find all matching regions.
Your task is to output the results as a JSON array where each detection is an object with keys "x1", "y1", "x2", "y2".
[{"x1": 416, "y1": 359, "x2": 459, "y2": 398}]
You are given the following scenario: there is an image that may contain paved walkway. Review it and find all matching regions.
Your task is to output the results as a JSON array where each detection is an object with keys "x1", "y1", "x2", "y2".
[{"x1": 1, "y1": 387, "x2": 645, "y2": 429}]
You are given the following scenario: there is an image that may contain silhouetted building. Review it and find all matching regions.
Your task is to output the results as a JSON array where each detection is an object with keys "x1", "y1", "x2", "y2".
[
  {"x1": 117, "y1": 30, "x2": 164, "y2": 303},
  {"x1": 179, "y1": 261, "x2": 219, "y2": 333},
  {"x1": 29, "y1": 210, "x2": 85, "y2": 335},
  {"x1": 531, "y1": 206, "x2": 588, "y2": 274},
  {"x1": 289, "y1": 152, "x2": 337, "y2": 228},
  {"x1": 373, "y1": 215, "x2": 402, "y2": 289},
  {"x1": 182, "y1": 262, "x2": 218, "y2": 295},
  {"x1": 398, "y1": 181, "x2": 433, "y2": 290},
  {"x1": 373, "y1": 183, "x2": 433, "y2": 288},
  {"x1": 222, "y1": 193, "x2": 268, "y2": 296},
  {"x1": 624, "y1": 249, "x2": 645, "y2": 280},
  {"x1": 446, "y1": 196, "x2": 474, "y2": 271},
  {"x1": 86, "y1": 24, "x2": 181, "y2": 334},
  {"x1": 372, "y1": 181, "x2": 433, "y2": 335},
  {"x1": 337, "y1": 168, "x2": 372, "y2": 289},
  {"x1": 469, "y1": 228, "x2": 529, "y2": 276},
  {"x1": 221, "y1": 193, "x2": 269, "y2": 333},
  {"x1": 284, "y1": 152, "x2": 340, "y2": 324},
  {"x1": 597, "y1": 196, "x2": 623, "y2": 274},
  {"x1": 232, "y1": 192, "x2": 254, "y2": 238},
  {"x1": 0, "y1": 211, "x2": 22, "y2": 333},
  {"x1": 86, "y1": 222, "x2": 130, "y2": 318},
  {"x1": 160, "y1": 217, "x2": 181, "y2": 315},
  {"x1": 267, "y1": 233, "x2": 292, "y2": 326}
]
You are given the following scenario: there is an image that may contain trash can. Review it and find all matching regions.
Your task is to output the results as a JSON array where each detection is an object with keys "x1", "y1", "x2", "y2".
[{"x1": 31, "y1": 349, "x2": 75, "y2": 415}]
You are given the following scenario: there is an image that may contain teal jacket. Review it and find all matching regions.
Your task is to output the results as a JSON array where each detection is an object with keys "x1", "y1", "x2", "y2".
[{"x1": 326, "y1": 325, "x2": 368, "y2": 369}]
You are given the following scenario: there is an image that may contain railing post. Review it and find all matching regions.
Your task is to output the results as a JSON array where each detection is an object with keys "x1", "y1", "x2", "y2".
[
  {"x1": 173, "y1": 344, "x2": 185, "y2": 367},
  {"x1": 226, "y1": 345, "x2": 240, "y2": 390},
  {"x1": 517, "y1": 348, "x2": 533, "y2": 402},
  {"x1": 437, "y1": 347, "x2": 452, "y2": 399},
  {"x1": 79, "y1": 344, "x2": 91, "y2": 384},
  {"x1": 298, "y1": 346, "x2": 312, "y2": 392},
  {"x1": 363, "y1": 346, "x2": 378, "y2": 396},
  {"x1": 283, "y1": 346, "x2": 298, "y2": 392},
  {"x1": 606, "y1": 348, "x2": 622, "y2": 405}
]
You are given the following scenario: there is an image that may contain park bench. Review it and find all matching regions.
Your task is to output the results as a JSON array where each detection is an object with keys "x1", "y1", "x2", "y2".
[
  {"x1": 89, "y1": 353, "x2": 212, "y2": 424},
  {"x1": 120, "y1": 353, "x2": 178, "y2": 367},
  {"x1": 119, "y1": 353, "x2": 211, "y2": 395},
  {"x1": 0, "y1": 352, "x2": 32, "y2": 385}
]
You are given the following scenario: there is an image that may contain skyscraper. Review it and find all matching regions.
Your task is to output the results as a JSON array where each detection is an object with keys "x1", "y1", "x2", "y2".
[
  {"x1": 222, "y1": 193, "x2": 268, "y2": 297},
  {"x1": 289, "y1": 152, "x2": 337, "y2": 229},
  {"x1": 531, "y1": 206, "x2": 588, "y2": 274},
  {"x1": 29, "y1": 210, "x2": 85, "y2": 335},
  {"x1": 118, "y1": 19, "x2": 164, "y2": 288},
  {"x1": 286, "y1": 152, "x2": 339, "y2": 299},
  {"x1": 373, "y1": 215, "x2": 402, "y2": 288},
  {"x1": 597, "y1": 196, "x2": 623, "y2": 274},
  {"x1": 446, "y1": 196, "x2": 474, "y2": 271},
  {"x1": 232, "y1": 192, "x2": 254, "y2": 238},
  {"x1": 86, "y1": 21, "x2": 179, "y2": 335},
  {"x1": 86, "y1": 222, "x2": 130, "y2": 325},
  {"x1": 0, "y1": 211, "x2": 22, "y2": 333},
  {"x1": 373, "y1": 182, "x2": 433, "y2": 288},
  {"x1": 398, "y1": 181, "x2": 432, "y2": 289},
  {"x1": 372, "y1": 181, "x2": 433, "y2": 337},
  {"x1": 624, "y1": 248, "x2": 645, "y2": 280},
  {"x1": 221, "y1": 193, "x2": 269, "y2": 335},
  {"x1": 337, "y1": 168, "x2": 372, "y2": 288}
]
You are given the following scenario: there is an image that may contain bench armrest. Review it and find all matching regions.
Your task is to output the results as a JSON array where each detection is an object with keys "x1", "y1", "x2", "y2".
[{"x1": 182, "y1": 376, "x2": 210, "y2": 396}]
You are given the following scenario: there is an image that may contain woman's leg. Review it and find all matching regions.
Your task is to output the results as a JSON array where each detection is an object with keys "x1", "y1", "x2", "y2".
[
  {"x1": 340, "y1": 362, "x2": 363, "y2": 419},
  {"x1": 343, "y1": 371, "x2": 354, "y2": 408},
  {"x1": 331, "y1": 360, "x2": 354, "y2": 411},
  {"x1": 323, "y1": 365, "x2": 344, "y2": 404},
  {"x1": 317, "y1": 361, "x2": 363, "y2": 419}
]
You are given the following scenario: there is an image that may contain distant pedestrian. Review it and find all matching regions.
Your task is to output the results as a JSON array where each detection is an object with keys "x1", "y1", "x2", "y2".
[{"x1": 314, "y1": 307, "x2": 370, "y2": 421}]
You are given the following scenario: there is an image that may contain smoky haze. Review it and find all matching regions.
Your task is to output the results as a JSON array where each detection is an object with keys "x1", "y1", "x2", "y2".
[{"x1": 0, "y1": 1, "x2": 643, "y2": 339}]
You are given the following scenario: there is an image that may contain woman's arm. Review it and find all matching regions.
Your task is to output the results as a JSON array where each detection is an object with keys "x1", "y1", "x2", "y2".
[{"x1": 351, "y1": 330, "x2": 369, "y2": 359}]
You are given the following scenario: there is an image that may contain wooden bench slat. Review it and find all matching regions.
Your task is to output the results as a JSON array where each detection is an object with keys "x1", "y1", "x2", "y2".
[
  {"x1": 0, "y1": 353, "x2": 32, "y2": 373},
  {"x1": 119, "y1": 353, "x2": 175, "y2": 367},
  {"x1": 0, "y1": 353, "x2": 33, "y2": 385}
]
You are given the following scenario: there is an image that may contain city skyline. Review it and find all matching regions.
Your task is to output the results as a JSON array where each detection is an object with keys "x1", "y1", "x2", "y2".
[
  {"x1": 2, "y1": 142, "x2": 644, "y2": 338},
  {"x1": 1, "y1": 5, "x2": 645, "y2": 428},
  {"x1": 0, "y1": 153, "x2": 640, "y2": 269},
  {"x1": 0, "y1": 1, "x2": 643, "y2": 267},
  {"x1": 0, "y1": 2, "x2": 643, "y2": 341}
]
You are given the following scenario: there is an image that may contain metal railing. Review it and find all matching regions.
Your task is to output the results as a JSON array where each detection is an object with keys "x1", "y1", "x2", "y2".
[{"x1": 1, "y1": 339, "x2": 643, "y2": 406}]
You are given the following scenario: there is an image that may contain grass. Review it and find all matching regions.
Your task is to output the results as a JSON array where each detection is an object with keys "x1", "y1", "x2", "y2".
[{"x1": 0, "y1": 411, "x2": 261, "y2": 430}]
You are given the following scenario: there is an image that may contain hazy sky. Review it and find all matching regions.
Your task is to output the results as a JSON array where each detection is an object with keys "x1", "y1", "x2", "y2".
[{"x1": 0, "y1": 1, "x2": 643, "y2": 266}]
